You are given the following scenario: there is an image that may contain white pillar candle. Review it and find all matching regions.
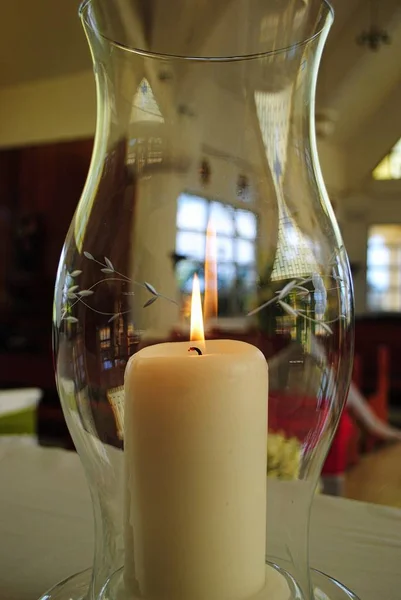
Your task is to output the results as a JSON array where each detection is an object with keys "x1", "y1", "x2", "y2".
[{"x1": 124, "y1": 339, "x2": 268, "y2": 600}]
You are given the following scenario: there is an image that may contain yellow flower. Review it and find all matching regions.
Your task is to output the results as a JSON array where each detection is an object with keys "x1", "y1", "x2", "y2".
[{"x1": 267, "y1": 432, "x2": 302, "y2": 480}]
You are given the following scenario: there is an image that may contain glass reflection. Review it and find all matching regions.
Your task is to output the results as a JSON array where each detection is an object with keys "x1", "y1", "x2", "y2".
[{"x1": 175, "y1": 193, "x2": 258, "y2": 317}]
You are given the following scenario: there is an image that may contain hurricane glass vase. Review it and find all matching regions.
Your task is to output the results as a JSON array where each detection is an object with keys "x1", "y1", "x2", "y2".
[{"x1": 48, "y1": 1, "x2": 356, "y2": 599}]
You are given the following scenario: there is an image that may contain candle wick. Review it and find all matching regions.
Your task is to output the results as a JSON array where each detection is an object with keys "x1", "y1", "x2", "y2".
[{"x1": 188, "y1": 346, "x2": 203, "y2": 356}]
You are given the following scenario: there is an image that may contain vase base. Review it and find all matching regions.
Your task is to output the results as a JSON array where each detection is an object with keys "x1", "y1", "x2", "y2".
[
  {"x1": 37, "y1": 568, "x2": 91, "y2": 600},
  {"x1": 37, "y1": 563, "x2": 360, "y2": 600}
]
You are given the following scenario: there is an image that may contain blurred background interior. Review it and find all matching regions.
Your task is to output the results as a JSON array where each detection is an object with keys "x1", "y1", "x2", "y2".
[{"x1": 1, "y1": 0, "x2": 401, "y2": 506}]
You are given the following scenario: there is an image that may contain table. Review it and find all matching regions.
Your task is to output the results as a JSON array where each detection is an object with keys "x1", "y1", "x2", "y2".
[{"x1": 0, "y1": 442, "x2": 400, "y2": 600}]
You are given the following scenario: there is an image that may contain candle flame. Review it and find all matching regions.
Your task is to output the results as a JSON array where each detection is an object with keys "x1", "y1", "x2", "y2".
[
  {"x1": 190, "y1": 273, "x2": 205, "y2": 343},
  {"x1": 204, "y1": 220, "x2": 218, "y2": 323}
]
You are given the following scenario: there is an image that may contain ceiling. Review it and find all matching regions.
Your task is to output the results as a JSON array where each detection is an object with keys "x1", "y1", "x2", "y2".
[
  {"x1": 319, "y1": 0, "x2": 401, "y2": 181},
  {"x1": 319, "y1": 0, "x2": 401, "y2": 141},
  {"x1": 0, "y1": 0, "x2": 400, "y2": 180},
  {"x1": 0, "y1": 0, "x2": 89, "y2": 86}
]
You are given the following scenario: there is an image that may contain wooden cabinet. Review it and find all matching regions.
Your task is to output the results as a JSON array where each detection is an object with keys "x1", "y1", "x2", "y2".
[{"x1": 0, "y1": 139, "x2": 93, "y2": 446}]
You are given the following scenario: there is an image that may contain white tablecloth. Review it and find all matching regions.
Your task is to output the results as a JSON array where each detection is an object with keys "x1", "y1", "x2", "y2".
[{"x1": 0, "y1": 443, "x2": 400, "y2": 600}]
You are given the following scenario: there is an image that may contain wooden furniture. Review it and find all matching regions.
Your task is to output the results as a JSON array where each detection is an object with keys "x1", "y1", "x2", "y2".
[
  {"x1": 354, "y1": 314, "x2": 401, "y2": 406},
  {"x1": 321, "y1": 344, "x2": 390, "y2": 492},
  {"x1": 363, "y1": 345, "x2": 390, "y2": 451},
  {"x1": 0, "y1": 139, "x2": 93, "y2": 447}
]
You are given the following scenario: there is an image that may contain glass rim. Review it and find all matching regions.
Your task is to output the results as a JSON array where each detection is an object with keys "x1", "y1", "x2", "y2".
[{"x1": 78, "y1": 0, "x2": 334, "y2": 63}]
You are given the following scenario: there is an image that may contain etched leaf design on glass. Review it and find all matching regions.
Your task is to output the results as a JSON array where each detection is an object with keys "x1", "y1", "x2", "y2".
[
  {"x1": 319, "y1": 322, "x2": 333, "y2": 334},
  {"x1": 143, "y1": 296, "x2": 158, "y2": 308},
  {"x1": 104, "y1": 257, "x2": 114, "y2": 271},
  {"x1": 277, "y1": 280, "x2": 298, "y2": 300},
  {"x1": 144, "y1": 281, "x2": 158, "y2": 296},
  {"x1": 278, "y1": 301, "x2": 299, "y2": 317},
  {"x1": 108, "y1": 314, "x2": 120, "y2": 323},
  {"x1": 61, "y1": 253, "x2": 176, "y2": 323}
]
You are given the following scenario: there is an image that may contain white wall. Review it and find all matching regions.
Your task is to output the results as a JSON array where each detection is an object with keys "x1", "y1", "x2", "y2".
[
  {"x1": 317, "y1": 139, "x2": 347, "y2": 196},
  {"x1": 0, "y1": 69, "x2": 344, "y2": 185},
  {"x1": 0, "y1": 70, "x2": 96, "y2": 148}
]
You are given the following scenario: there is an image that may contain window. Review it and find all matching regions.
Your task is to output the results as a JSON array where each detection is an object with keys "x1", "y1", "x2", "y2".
[
  {"x1": 367, "y1": 225, "x2": 401, "y2": 311},
  {"x1": 372, "y1": 138, "x2": 401, "y2": 180},
  {"x1": 255, "y1": 87, "x2": 319, "y2": 281},
  {"x1": 127, "y1": 136, "x2": 163, "y2": 169},
  {"x1": 127, "y1": 78, "x2": 164, "y2": 171},
  {"x1": 99, "y1": 326, "x2": 111, "y2": 350},
  {"x1": 131, "y1": 78, "x2": 164, "y2": 124},
  {"x1": 99, "y1": 326, "x2": 113, "y2": 370},
  {"x1": 74, "y1": 78, "x2": 164, "y2": 251},
  {"x1": 175, "y1": 193, "x2": 257, "y2": 315},
  {"x1": 271, "y1": 212, "x2": 320, "y2": 281}
]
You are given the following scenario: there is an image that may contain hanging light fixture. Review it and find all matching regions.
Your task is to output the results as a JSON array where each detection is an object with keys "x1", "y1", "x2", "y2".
[{"x1": 356, "y1": 0, "x2": 391, "y2": 51}]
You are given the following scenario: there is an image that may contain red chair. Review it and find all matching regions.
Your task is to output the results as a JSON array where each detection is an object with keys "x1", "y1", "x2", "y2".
[
  {"x1": 364, "y1": 346, "x2": 389, "y2": 451},
  {"x1": 322, "y1": 410, "x2": 356, "y2": 476},
  {"x1": 322, "y1": 345, "x2": 390, "y2": 487}
]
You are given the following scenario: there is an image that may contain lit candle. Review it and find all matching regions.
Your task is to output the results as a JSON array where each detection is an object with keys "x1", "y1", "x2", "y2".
[{"x1": 123, "y1": 277, "x2": 268, "y2": 600}]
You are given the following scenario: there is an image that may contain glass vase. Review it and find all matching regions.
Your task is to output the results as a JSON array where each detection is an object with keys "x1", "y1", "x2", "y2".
[{"x1": 46, "y1": 1, "x2": 357, "y2": 599}]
